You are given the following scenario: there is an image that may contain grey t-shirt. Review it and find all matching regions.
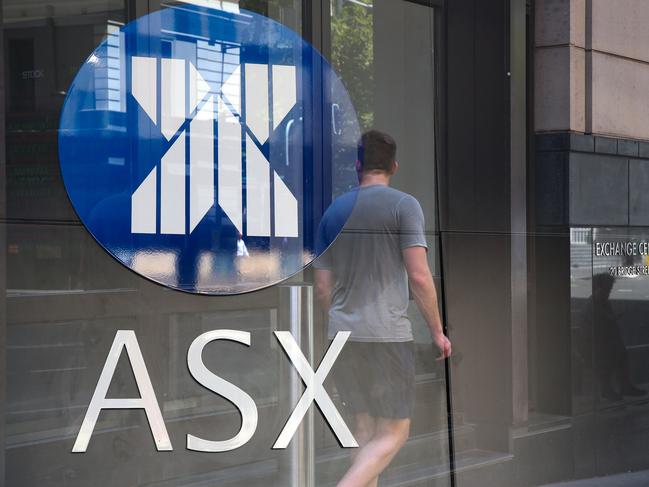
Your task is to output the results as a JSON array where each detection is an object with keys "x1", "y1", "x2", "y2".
[{"x1": 314, "y1": 184, "x2": 427, "y2": 342}]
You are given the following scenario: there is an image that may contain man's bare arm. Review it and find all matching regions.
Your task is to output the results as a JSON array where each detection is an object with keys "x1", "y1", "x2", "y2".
[
  {"x1": 314, "y1": 268, "x2": 334, "y2": 311},
  {"x1": 402, "y1": 246, "x2": 452, "y2": 360}
]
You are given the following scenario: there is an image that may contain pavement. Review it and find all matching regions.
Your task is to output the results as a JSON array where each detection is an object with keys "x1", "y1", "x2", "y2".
[{"x1": 542, "y1": 470, "x2": 649, "y2": 486}]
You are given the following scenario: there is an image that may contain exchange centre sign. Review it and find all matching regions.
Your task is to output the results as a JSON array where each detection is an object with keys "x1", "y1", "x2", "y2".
[{"x1": 595, "y1": 240, "x2": 649, "y2": 277}]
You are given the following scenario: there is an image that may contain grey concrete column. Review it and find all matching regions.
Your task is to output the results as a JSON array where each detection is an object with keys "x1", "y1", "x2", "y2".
[
  {"x1": 534, "y1": 0, "x2": 586, "y2": 133},
  {"x1": 443, "y1": 0, "x2": 513, "y2": 454}
]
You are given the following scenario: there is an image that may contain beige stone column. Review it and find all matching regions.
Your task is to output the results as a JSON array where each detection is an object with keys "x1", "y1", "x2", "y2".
[
  {"x1": 537, "y1": 0, "x2": 649, "y2": 140},
  {"x1": 589, "y1": 0, "x2": 649, "y2": 140},
  {"x1": 535, "y1": 0, "x2": 586, "y2": 134}
]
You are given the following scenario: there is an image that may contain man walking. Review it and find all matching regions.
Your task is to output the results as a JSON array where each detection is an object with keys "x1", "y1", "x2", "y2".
[{"x1": 314, "y1": 130, "x2": 452, "y2": 487}]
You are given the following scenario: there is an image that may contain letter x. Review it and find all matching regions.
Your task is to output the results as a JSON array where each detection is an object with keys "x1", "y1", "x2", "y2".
[{"x1": 273, "y1": 331, "x2": 358, "y2": 449}]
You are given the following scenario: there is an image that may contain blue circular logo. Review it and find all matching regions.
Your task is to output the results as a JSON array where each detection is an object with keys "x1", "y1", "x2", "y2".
[{"x1": 59, "y1": 4, "x2": 359, "y2": 294}]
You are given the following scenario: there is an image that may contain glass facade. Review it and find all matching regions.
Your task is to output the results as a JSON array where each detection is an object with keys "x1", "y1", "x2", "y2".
[
  {"x1": 2, "y1": 0, "x2": 453, "y2": 486},
  {"x1": 4, "y1": 0, "x2": 649, "y2": 486}
]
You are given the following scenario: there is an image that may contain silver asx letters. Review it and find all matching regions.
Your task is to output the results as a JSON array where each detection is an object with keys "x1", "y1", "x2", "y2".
[{"x1": 72, "y1": 329, "x2": 357, "y2": 452}]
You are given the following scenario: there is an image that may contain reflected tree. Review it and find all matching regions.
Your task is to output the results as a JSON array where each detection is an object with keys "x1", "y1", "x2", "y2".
[{"x1": 331, "y1": 0, "x2": 374, "y2": 130}]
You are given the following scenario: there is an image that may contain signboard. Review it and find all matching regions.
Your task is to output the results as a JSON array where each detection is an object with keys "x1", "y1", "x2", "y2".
[{"x1": 59, "y1": 3, "x2": 359, "y2": 294}]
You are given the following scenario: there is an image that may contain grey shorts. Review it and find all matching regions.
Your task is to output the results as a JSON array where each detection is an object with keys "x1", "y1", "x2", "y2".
[{"x1": 333, "y1": 340, "x2": 416, "y2": 419}]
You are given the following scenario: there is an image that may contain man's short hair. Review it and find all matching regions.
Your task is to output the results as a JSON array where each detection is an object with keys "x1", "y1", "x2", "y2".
[{"x1": 358, "y1": 130, "x2": 397, "y2": 173}]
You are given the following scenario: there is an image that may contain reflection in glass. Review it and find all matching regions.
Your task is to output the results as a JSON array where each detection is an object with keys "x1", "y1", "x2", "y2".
[
  {"x1": 567, "y1": 227, "x2": 649, "y2": 482},
  {"x1": 325, "y1": 2, "x2": 450, "y2": 486},
  {"x1": 3, "y1": 0, "x2": 447, "y2": 486},
  {"x1": 315, "y1": 130, "x2": 450, "y2": 486}
]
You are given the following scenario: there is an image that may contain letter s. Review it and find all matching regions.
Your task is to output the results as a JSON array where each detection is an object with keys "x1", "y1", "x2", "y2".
[{"x1": 186, "y1": 330, "x2": 258, "y2": 452}]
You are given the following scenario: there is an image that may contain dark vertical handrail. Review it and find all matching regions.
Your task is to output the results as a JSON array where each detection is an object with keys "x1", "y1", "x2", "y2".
[{"x1": 432, "y1": 1, "x2": 457, "y2": 485}]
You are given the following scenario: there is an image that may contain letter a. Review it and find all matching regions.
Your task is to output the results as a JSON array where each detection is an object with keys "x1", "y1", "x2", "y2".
[{"x1": 72, "y1": 330, "x2": 172, "y2": 452}]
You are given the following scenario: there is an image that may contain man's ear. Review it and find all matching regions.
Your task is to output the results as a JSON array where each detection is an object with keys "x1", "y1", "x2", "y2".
[
  {"x1": 391, "y1": 160, "x2": 399, "y2": 175},
  {"x1": 355, "y1": 159, "x2": 363, "y2": 173}
]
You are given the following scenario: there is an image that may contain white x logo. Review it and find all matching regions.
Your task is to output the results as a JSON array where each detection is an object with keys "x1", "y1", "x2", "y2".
[{"x1": 273, "y1": 331, "x2": 358, "y2": 449}]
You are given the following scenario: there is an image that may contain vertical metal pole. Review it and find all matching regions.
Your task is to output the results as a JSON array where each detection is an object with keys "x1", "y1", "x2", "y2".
[
  {"x1": 510, "y1": 0, "x2": 528, "y2": 425},
  {"x1": 282, "y1": 285, "x2": 315, "y2": 487},
  {"x1": 304, "y1": 286, "x2": 315, "y2": 487},
  {"x1": 288, "y1": 286, "x2": 302, "y2": 487}
]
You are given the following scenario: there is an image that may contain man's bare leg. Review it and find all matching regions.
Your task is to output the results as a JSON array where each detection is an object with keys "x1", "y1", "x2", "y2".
[
  {"x1": 348, "y1": 413, "x2": 378, "y2": 487},
  {"x1": 337, "y1": 417, "x2": 410, "y2": 487},
  {"x1": 351, "y1": 413, "x2": 376, "y2": 462}
]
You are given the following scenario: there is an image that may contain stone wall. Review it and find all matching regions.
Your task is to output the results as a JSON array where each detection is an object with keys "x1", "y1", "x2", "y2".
[{"x1": 536, "y1": 0, "x2": 649, "y2": 141}]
